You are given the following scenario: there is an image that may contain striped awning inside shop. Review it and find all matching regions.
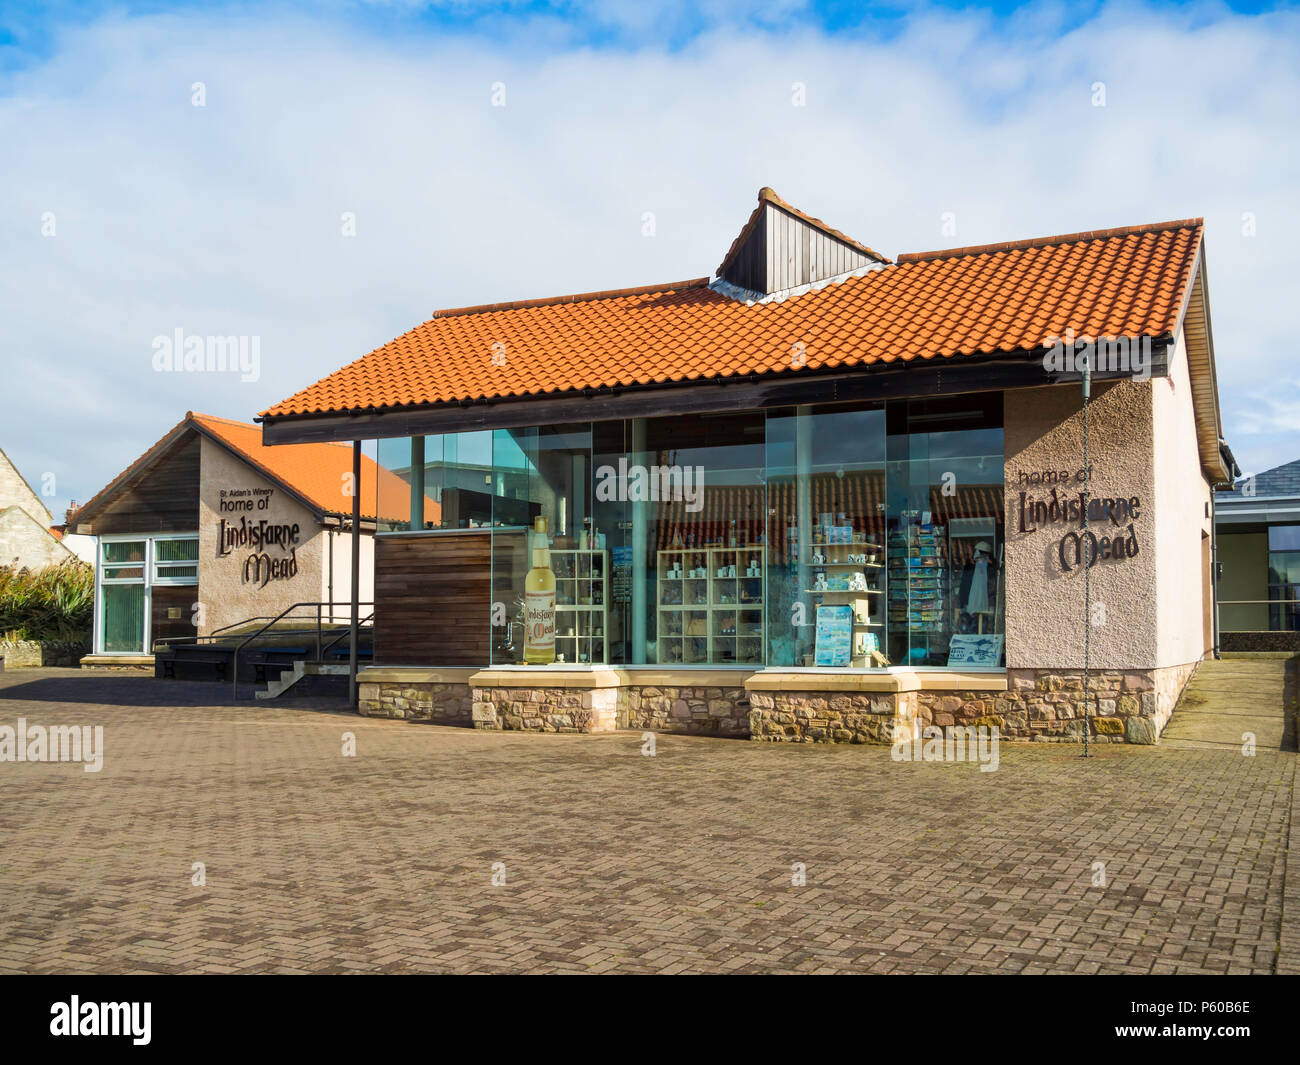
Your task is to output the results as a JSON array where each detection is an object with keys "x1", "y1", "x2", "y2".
[{"x1": 651, "y1": 470, "x2": 1003, "y2": 557}]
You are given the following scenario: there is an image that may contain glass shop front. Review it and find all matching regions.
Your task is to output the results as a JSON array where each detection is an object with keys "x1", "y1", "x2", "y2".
[{"x1": 371, "y1": 394, "x2": 1006, "y2": 671}]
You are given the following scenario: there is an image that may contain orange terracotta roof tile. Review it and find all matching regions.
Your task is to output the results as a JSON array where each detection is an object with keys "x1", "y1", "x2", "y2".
[
  {"x1": 261, "y1": 215, "x2": 1203, "y2": 421},
  {"x1": 191, "y1": 413, "x2": 437, "y2": 524}
]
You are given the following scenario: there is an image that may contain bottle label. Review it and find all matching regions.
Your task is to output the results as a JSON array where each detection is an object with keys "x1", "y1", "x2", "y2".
[{"x1": 524, "y1": 590, "x2": 556, "y2": 660}]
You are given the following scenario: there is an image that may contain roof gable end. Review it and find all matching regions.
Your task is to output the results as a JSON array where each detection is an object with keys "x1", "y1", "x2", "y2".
[{"x1": 716, "y1": 187, "x2": 890, "y2": 296}]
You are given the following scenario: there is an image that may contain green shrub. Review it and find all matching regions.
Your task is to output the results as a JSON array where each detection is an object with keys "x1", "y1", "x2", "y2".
[{"x1": 0, "y1": 560, "x2": 94, "y2": 643}]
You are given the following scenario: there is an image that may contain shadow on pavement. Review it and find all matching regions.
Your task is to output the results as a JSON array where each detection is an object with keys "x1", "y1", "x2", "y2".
[{"x1": 0, "y1": 669, "x2": 262, "y2": 708}]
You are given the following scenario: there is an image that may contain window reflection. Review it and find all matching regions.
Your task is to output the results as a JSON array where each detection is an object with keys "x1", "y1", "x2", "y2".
[{"x1": 375, "y1": 395, "x2": 1005, "y2": 670}]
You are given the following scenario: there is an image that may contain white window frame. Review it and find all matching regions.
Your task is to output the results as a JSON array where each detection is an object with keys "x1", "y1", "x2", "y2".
[
  {"x1": 152, "y1": 534, "x2": 201, "y2": 586},
  {"x1": 94, "y1": 532, "x2": 200, "y2": 655}
]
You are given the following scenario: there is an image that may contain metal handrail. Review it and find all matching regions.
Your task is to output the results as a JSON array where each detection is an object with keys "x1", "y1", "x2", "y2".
[
  {"x1": 1218, "y1": 597, "x2": 1300, "y2": 634},
  {"x1": 228, "y1": 601, "x2": 373, "y2": 698},
  {"x1": 156, "y1": 616, "x2": 298, "y2": 649},
  {"x1": 319, "y1": 612, "x2": 373, "y2": 661}
]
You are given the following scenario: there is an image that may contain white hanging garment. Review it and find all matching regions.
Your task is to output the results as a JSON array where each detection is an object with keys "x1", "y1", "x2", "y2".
[{"x1": 966, "y1": 557, "x2": 990, "y2": 613}]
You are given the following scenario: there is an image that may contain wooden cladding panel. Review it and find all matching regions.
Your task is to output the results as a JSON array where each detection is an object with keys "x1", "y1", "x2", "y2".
[
  {"x1": 722, "y1": 205, "x2": 872, "y2": 295},
  {"x1": 721, "y1": 208, "x2": 767, "y2": 293},
  {"x1": 150, "y1": 585, "x2": 197, "y2": 647},
  {"x1": 766, "y1": 204, "x2": 869, "y2": 292},
  {"x1": 374, "y1": 532, "x2": 496, "y2": 666},
  {"x1": 90, "y1": 432, "x2": 202, "y2": 535}
]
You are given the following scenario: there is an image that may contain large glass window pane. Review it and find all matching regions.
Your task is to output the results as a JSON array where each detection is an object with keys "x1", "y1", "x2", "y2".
[
  {"x1": 642, "y1": 412, "x2": 766, "y2": 666},
  {"x1": 489, "y1": 425, "x2": 599, "y2": 665},
  {"x1": 1268, "y1": 525, "x2": 1300, "y2": 552},
  {"x1": 592, "y1": 419, "x2": 631, "y2": 664},
  {"x1": 154, "y1": 537, "x2": 199, "y2": 583},
  {"x1": 101, "y1": 540, "x2": 146, "y2": 581},
  {"x1": 765, "y1": 403, "x2": 887, "y2": 667},
  {"x1": 886, "y1": 395, "x2": 1005, "y2": 668},
  {"x1": 435, "y1": 431, "x2": 495, "y2": 528},
  {"x1": 1267, "y1": 525, "x2": 1300, "y2": 630},
  {"x1": 373, "y1": 434, "x2": 482, "y2": 531}
]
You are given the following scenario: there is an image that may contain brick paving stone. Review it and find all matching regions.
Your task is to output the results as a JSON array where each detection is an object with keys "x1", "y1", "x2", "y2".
[{"x1": 0, "y1": 667, "x2": 1295, "y2": 974}]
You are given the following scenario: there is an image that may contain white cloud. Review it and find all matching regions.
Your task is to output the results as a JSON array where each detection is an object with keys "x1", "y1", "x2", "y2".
[{"x1": 1, "y1": 1, "x2": 1298, "y2": 518}]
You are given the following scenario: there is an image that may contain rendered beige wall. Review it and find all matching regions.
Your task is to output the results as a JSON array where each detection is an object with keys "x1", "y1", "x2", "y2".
[
  {"x1": 197, "y1": 437, "x2": 325, "y2": 636},
  {"x1": 1004, "y1": 379, "x2": 1158, "y2": 670},
  {"x1": 1151, "y1": 331, "x2": 1213, "y2": 666}
]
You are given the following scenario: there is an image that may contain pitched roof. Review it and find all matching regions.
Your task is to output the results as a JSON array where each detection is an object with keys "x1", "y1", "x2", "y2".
[
  {"x1": 0, "y1": 505, "x2": 74, "y2": 568},
  {"x1": 73, "y1": 413, "x2": 437, "y2": 527},
  {"x1": 190, "y1": 414, "x2": 438, "y2": 524},
  {"x1": 261, "y1": 214, "x2": 1204, "y2": 421},
  {"x1": 0, "y1": 444, "x2": 54, "y2": 526},
  {"x1": 1218, "y1": 457, "x2": 1300, "y2": 500}
]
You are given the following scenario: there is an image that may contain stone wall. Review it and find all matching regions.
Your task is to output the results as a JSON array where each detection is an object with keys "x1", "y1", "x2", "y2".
[
  {"x1": 80, "y1": 657, "x2": 154, "y2": 673},
  {"x1": 0, "y1": 639, "x2": 88, "y2": 668},
  {"x1": 470, "y1": 685, "x2": 619, "y2": 733},
  {"x1": 747, "y1": 689, "x2": 915, "y2": 744},
  {"x1": 625, "y1": 685, "x2": 749, "y2": 737},
  {"x1": 358, "y1": 681, "x2": 472, "y2": 725},
  {"x1": 1221, "y1": 631, "x2": 1300, "y2": 654},
  {"x1": 967, "y1": 663, "x2": 1199, "y2": 743},
  {"x1": 0, "y1": 507, "x2": 74, "y2": 570},
  {"x1": 355, "y1": 665, "x2": 1197, "y2": 747}
]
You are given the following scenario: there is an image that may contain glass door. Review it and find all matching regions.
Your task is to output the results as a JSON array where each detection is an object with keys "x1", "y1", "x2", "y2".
[{"x1": 100, "y1": 540, "x2": 147, "y2": 653}]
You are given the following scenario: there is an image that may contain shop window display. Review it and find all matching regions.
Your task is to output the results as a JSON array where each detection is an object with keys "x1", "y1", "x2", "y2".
[
  {"x1": 378, "y1": 395, "x2": 1003, "y2": 671},
  {"x1": 886, "y1": 395, "x2": 1005, "y2": 668}
]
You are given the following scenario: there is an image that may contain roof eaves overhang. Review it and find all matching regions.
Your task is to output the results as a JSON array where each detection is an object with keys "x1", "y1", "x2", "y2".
[
  {"x1": 69, "y1": 418, "x2": 195, "y2": 531},
  {"x1": 258, "y1": 341, "x2": 1175, "y2": 447},
  {"x1": 1175, "y1": 241, "x2": 1231, "y2": 485}
]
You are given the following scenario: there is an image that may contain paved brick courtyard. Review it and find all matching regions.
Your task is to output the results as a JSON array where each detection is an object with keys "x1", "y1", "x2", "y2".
[{"x1": 0, "y1": 668, "x2": 1295, "y2": 974}]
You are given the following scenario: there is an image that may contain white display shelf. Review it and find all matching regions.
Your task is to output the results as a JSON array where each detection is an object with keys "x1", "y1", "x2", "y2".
[
  {"x1": 656, "y1": 546, "x2": 765, "y2": 665},
  {"x1": 803, "y1": 537, "x2": 889, "y2": 657},
  {"x1": 551, "y1": 548, "x2": 609, "y2": 665}
]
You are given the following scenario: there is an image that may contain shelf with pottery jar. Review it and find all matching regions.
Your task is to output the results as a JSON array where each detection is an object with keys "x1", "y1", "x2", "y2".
[
  {"x1": 657, "y1": 546, "x2": 765, "y2": 665},
  {"x1": 550, "y1": 549, "x2": 609, "y2": 665},
  {"x1": 804, "y1": 543, "x2": 886, "y2": 631}
]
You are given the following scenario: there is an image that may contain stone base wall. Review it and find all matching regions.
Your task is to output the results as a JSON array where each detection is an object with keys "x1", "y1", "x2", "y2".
[
  {"x1": 747, "y1": 689, "x2": 916, "y2": 744},
  {"x1": 358, "y1": 681, "x2": 472, "y2": 724},
  {"x1": 86, "y1": 663, "x2": 155, "y2": 673},
  {"x1": 625, "y1": 686, "x2": 749, "y2": 736},
  {"x1": 1152, "y1": 661, "x2": 1198, "y2": 733},
  {"x1": 470, "y1": 686, "x2": 619, "y2": 733},
  {"x1": 1221, "y1": 631, "x2": 1300, "y2": 653},
  {"x1": 915, "y1": 689, "x2": 1015, "y2": 734},
  {"x1": 977, "y1": 663, "x2": 1199, "y2": 743},
  {"x1": 357, "y1": 665, "x2": 1201, "y2": 747},
  {"x1": 0, "y1": 640, "x2": 88, "y2": 668}
]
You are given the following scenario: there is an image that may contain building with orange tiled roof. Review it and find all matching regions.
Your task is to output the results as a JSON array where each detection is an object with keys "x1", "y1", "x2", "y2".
[
  {"x1": 261, "y1": 187, "x2": 1235, "y2": 746},
  {"x1": 70, "y1": 412, "x2": 439, "y2": 668}
]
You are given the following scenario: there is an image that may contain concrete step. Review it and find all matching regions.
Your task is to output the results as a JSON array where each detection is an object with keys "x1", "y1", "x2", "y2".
[{"x1": 255, "y1": 660, "x2": 353, "y2": 699}]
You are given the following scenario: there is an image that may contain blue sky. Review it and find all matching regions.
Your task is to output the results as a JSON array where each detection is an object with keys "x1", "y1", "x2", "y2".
[
  {"x1": 1, "y1": 0, "x2": 1298, "y2": 519},
  {"x1": 1, "y1": 0, "x2": 1293, "y2": 64}
]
